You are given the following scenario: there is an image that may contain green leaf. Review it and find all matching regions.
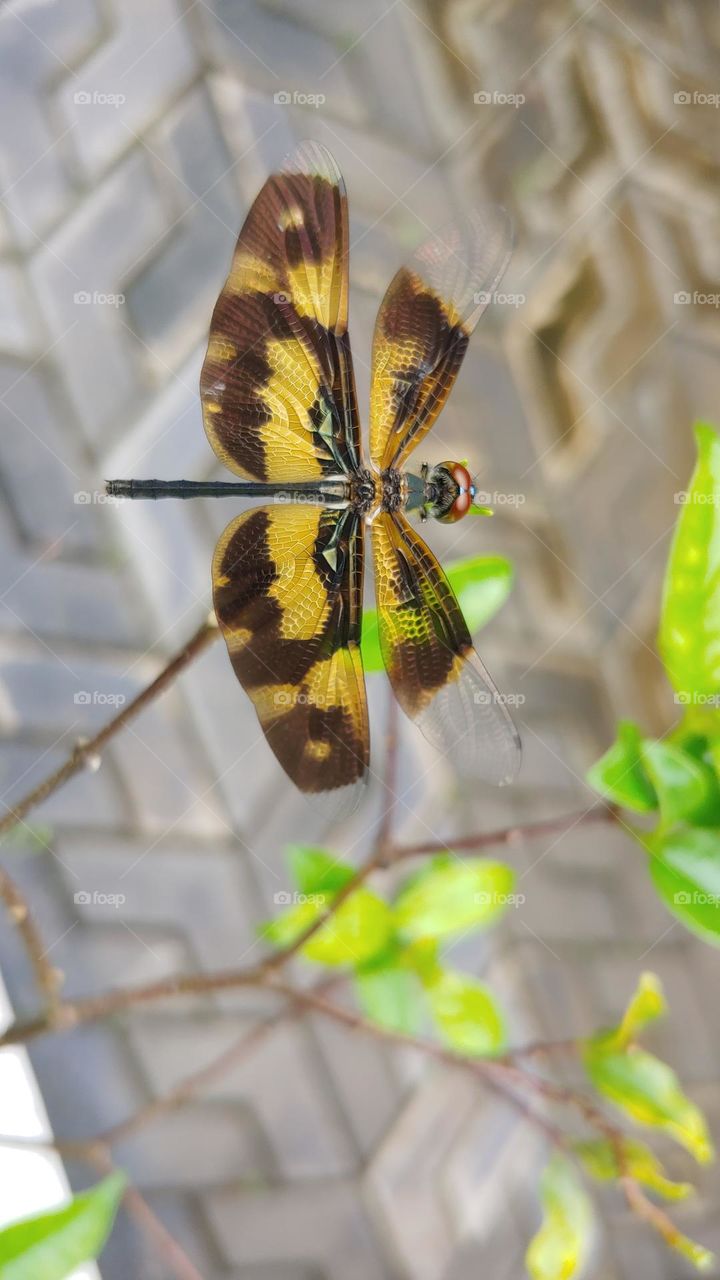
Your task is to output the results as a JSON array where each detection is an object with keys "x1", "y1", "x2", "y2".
[
  {"x1": 526, "y1": 1155, "x2": 593, "y2": 1280},
  {"x1": 260, "y1": 900, "x2": 320, "y2": 948},
  {"x1": 640, "y1": 740, "x2": 720, "y2": 828},
  {"x1": 575, "y1": 1137, "x2": 692, "y2": 1201},
  {"x1": 393, "y1": 856, "x2": 517, "y2": 941},
  {"x1": 303, "y1": 890, "x2": 393, "y2": 967},
  {"x1": 354, "y1": 953, "x2": 425, "y2": 1035},
  {"x1": 425, "y1": 968, "x2": 506, "y2": 1056},
  {"x1": 0, "y1": 1172, "x2": 125, "y2": 1280},
  {"x1": 583, "y1": 1043, "x2": 713, "y2": 1164},
  {"x1": 442, "y1": 555, "x2": 514, "y2": 634},
  {"x1": 659, "y1": 421, "x2": 720, "y2": 699},
  {"x1": 586, "y1": 721, "x2": 657, "y2": 812},
  {"x1": 611, "y1": 971, "x2": 667, "y2": 1051},
  {"x1": 648, "y1": 827, "x2": 720, "y2": 945},
  {"x1": 361, "y1": 555, "x2": 513, "y2": 672},
  {"x1": 668, "y1": 1233, "x2": 714, "y2": 1272},
  {"x1": 286, "y1": 845, "x2": 355, "y2": 897}
]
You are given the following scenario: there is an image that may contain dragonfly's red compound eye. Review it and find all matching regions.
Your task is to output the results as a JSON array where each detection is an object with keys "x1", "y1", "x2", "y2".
[{"x1": 434, "y1": 461, "x2": 474, "y2": 522}]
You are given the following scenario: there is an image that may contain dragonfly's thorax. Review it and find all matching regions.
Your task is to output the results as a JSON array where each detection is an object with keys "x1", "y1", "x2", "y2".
[
  {"x1": 349, "y1": 467, "x2": 407, "y2": 516},
  {"x1": 379, "y1": 467, "x2": 406, "y2": 513}
]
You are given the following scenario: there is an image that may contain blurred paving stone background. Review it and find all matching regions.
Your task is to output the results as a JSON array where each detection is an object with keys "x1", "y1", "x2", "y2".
[{"x1": 0, "y1": 0, "x2": 719, "y2": 1276}]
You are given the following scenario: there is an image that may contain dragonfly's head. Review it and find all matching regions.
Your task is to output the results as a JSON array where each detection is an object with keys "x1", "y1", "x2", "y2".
[{"x1": 425, "y1": 461, "x2": 475, "y2": 523}]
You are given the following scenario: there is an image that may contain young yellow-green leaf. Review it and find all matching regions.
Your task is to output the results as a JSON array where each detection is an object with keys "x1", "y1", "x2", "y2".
[
  {"x1": 425, "y1": 969, "x2": 506, "y2": 1056},
  {"x1": 611, "y1": 971, "x2": 666, "y2": 1050},
  {"x1": 586, "y1": 721, "x2": 657, "y2": 813},
  {"x1": 361, "y1": 555, "x2": 513, "y2": 672},
  {"x1": 575, "y1": 1138, "x2": 692, "y2": 1201},
  {"x1": 640, "y1": 741, "x2": 720, "y2": 828},
  {"x1": 302, "y1": 890, "x2": 393, "y2": 967},
  {"x1": 0, "y1": 1172, "x2": 125, "y2": 1280},
  {"x1": 354, "y1": 955, "x2": 425, "y2": 1035},
  {"x1": 583, "y1": 1043, "x2": 714, "y2": 1164},
  {"x1": 260, "y1": 900, "x2": 319, "y2": 948},
  {"x1": 659, "y1": 422, "x2": 720, "y2": 699},
  {"x1": 526, "y1": 1155, "x2": 594, "y2": 1280},
  {"x1": 648, "y1": 827, "x2": 720, "y2": 946},
  {"x1": 667, "y1": 1231, "x2": 714, "y2": 1272},
  {"x1": 393, "y1": 857, "x2": 517, "y2": 941},
  {"x1": 286, "y1": 845, "x2": 355, "y2": 897},
  {"x1": 261, "y1": 889, "x2": 393, "y2": 967}
]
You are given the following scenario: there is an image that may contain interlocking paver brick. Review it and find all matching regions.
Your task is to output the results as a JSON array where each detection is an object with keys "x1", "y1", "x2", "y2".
[{"x1": 2, "y1": 2, "x2": 720, "y2": 1277}]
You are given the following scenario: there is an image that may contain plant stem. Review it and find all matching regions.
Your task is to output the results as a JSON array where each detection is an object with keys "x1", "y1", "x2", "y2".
[{"x1": 0, "y1": 617, "x2": 219, "y2": 841}]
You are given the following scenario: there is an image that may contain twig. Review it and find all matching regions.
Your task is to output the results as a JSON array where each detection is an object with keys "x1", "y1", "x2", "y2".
[
  {"x1": 0, "y1": 866, "x2": 62, "y2": 1013},
  {"x1": 97, "y1": 975, "x2": 341, "y2": 1148},
  {"x1": 0, "y1": 618, "x2": 219, "y2": 842},
  {"x1": 394, "y1": 804, "x2": 618, "y2": 859},
  {"x1": 85, "y1": 1146, "x2": 206, "y2": 1280}
]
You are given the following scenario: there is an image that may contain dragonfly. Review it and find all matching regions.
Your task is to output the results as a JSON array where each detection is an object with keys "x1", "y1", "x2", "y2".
[{"x1": 108, "y1": 141, "x2": 521, "y2": 816}]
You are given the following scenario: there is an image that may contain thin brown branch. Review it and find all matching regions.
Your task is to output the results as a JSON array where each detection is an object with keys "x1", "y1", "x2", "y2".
[
  {"x1": 0, "y1": 866, "x2": 62, "y2": 1013},
  {"x1": 97, "y1": 975, "x2": 341, "y2": 1148},
  {"x1": 394, "y1": 803, "x2": 618, "y2": 859},
  {"x1": 84, "y1": 1146, "x2": 206, "y2": 1280},
  {"x1": 0, "y1": 618, "x2": 219, "y2": 842}
]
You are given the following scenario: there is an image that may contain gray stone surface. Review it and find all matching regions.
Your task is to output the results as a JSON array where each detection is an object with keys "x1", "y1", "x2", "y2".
[{"x1": 0, "y1": 0, "x2": 719, "y2": 1276}]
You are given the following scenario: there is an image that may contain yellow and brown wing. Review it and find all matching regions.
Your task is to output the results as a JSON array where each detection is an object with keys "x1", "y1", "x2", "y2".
[
  {"x1": 201, "y1": 141, "x2": 361, "y2": 484},
  {"x1": 369, "y1": 209, "x2": 512, "y2": 471},
  {"x1": 213, "y1": 502, "x2": 368, "y2": 815},
  {"x1": 371, "y1": 510, "x2": 520, "y2": 785}
]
